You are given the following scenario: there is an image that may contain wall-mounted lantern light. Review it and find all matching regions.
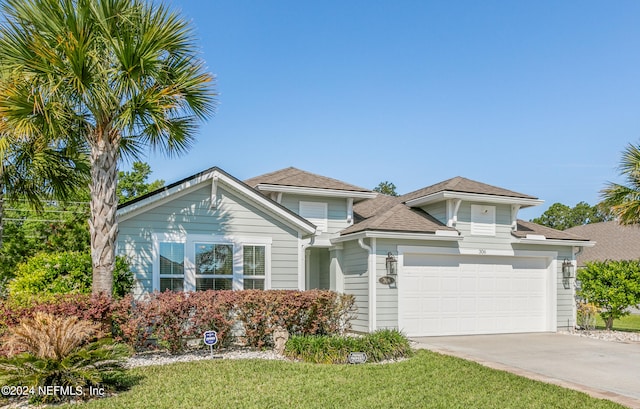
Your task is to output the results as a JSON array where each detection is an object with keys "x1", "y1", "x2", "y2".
[
  {"x1": 385, "y1": 252, "x2": 398, "y2": 275},
  {"x1": 562, "y1": 259, "x2": 573, "y2": 279}
]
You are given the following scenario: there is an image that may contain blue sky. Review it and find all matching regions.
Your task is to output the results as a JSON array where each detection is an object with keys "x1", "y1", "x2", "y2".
[{"x1": 138, "y1": 0, "x2": 640, "y2": 220}]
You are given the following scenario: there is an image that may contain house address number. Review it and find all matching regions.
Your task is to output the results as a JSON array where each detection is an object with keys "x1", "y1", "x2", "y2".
[{"x1": 478, "y1": 249, "x2": 487, "y2": 255}]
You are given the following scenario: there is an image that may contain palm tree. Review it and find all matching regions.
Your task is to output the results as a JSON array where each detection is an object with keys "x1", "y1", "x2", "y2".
[
  {"x1": 0, "y1": 0, "x2": 215, "y2": 295},
  {"x1": 0, "y1": 137, "x2": 90, "y2": 249},
  {"x1": 601, "y1": 143, "x2": 640, "y2": 225}
]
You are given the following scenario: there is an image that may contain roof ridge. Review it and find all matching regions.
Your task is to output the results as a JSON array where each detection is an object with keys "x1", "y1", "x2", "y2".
[
  {"x1": 401, "y1": 176, "x2": 536, "y2": 202},
  {"x1": 245, "y1": 166, "x2": 297, "y2": 185}
]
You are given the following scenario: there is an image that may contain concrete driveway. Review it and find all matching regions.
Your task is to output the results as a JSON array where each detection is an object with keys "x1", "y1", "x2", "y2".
[{"x1": 413, "y1": 333, "x2": 640, "y2": 408}]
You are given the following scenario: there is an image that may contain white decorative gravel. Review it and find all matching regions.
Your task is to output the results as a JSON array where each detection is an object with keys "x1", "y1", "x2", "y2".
[
  {"x1": 564, "y1": 329, "x2": 640, "y2": 343},
  {"x1": 124, "y1": 348, "x2": 287, "y2": 368}
]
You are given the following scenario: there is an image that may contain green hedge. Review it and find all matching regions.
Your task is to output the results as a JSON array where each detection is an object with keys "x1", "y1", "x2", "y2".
[{"x1": 6, "y1": 251, "x2": 133, "y2": 305}]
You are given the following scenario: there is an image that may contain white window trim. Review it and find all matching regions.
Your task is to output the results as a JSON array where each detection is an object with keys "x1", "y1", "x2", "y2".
[
  {"x1": 153, "y1": 233, "x2": 272, "y2": 292},
  {"x1": 193, "y1": 242, "x2": 235, "y2": 291},
  {"x1": 299, "y1": 201, "x2": 328, "y2": 233},
  {"x1": 241, "y1": 243, "x2": 271, "y2": 290},
  {"x1": 152, "y1": 232, "x2": 187, "y2": 292}
]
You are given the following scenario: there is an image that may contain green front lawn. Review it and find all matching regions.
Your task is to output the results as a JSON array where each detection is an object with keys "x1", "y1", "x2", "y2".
[
  {"x1": 595, "y1": 314, "x2": 640, "y2": 332},
  {"x1": 58, "y1": 350, "x2": 622, "y2": 409}
]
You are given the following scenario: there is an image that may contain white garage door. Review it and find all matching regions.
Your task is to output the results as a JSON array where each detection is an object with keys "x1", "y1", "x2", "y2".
[{"x1": 399, "y1": 253, "x2": 551, "y2": 337}]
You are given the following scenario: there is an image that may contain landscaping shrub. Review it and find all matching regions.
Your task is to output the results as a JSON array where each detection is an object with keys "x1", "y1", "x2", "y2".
[
  {"x1": 0, "y1": 293, "x2": 114, "y2": 331},
  {"x1": 111, "y1": 291, "x2": 238, "y2": 353},
  {"x1": 577, "y1": 260, "x2": 640, "y2": 329},
  {"x1": 284, "y1": 329, "x2": 413, "y2": 364},
  {"x1": 7, "y1": 251, "x2": 133, "y2": 304},
  {"x1": 576, "y1": 301, "x2": 598, "y2": 330},
  {"x1": 0, "y1": 313, "x2": 129, "y2": 403},
  {"x1": 1, "y1": 290, "x2": 356, "y2": 355},
  {"x1": 235, "y1": 290, "x2": 356, "y2": 348}
]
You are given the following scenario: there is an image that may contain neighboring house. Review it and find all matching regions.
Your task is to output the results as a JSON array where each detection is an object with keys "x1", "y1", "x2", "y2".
[
  {"x1": 117, "y1": 167, "x2": 592, "y2": 337},
  {"x1": 566, "y1": 221, "x2": 640, "y2": 267}
]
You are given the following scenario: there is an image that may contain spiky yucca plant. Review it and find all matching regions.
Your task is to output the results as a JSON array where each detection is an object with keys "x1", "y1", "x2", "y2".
[{"x1": 0, "y1": 313, "x2": 129, "y2": 403}]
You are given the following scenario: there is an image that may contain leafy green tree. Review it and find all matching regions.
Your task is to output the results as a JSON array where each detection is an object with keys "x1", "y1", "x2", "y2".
[
  {"x1": 7, "y1": 251, "x2": 133, "y2": 305},
  {"x1": 374, "y1": 181, "x2": 398, "y2": 196},
  {"x1": 601, "y1": 143, "x2": 640, "y2": 224},
  {"x1": 0, "y1": 0, "x2": 215, "y2": 296},
  {"x1": 531, "y1": 201, "x2": 610, "y2": 230},
  {"x1": 117, "y1": 162, "x2": 165, "y2": 203},
  {"x1": 577, "y1": 260, "x2": 640, "y2": 330},
  {"x1": 0, "y1": 200, "x2": 91, "y2": 290}
]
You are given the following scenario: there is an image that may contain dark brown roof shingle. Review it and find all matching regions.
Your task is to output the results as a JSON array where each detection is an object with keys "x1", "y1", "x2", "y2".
[
  {"x1": 340, "y1": 194, "x2": 456, "y2": 235},
  {"x1": 512, "y1": 220, "x2": 588, "y2": 241},
  {"x1": 565, "y1": 221, "x2": 640, "y2": 266},
  {"x1": 401, "y1": 176, "x2": 537, "y2": 202},
  {"x1": 245, "y1": 167, "x2": 372, "y2": 193}
]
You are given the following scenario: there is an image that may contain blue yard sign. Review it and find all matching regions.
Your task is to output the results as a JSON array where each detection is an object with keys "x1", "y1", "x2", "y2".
[{"x1": 203, "y1": 330, "x2": 218, "y2": 346}]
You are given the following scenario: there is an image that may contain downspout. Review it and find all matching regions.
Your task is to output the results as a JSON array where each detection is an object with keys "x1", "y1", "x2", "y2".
[{"x1": 358, "y1": 237, "x2": 376, "y2": 332}]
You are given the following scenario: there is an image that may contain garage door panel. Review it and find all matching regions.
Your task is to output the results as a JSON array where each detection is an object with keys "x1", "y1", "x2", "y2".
[{"x1": 399, "y1": 254, "x2": 550, "y2": 337}]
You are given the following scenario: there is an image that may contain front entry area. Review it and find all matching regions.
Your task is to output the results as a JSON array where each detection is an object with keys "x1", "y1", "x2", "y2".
[
  {"x1": 399, "y1": 253, "x2": 554, "y2": 337},
  {"x1": 305, "y1": 247, "x2": 330, "y2": 290}
]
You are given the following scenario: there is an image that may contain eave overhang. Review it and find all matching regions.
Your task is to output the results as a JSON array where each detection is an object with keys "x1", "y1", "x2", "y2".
[
  {"x1": 255, "y1": 184, "x2": 377, "y2": 200},
  {"x1": 514, "y1": 237, "x2": 596, "y2": 247},
  {"x1": 405, "y1": 191, "x2": 544, "y2": 208},
  {"x1": 331, "y1": 230, "x2": 462, "y2": 244}
]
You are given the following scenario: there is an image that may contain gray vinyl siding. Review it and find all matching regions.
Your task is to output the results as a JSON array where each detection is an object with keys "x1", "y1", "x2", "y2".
[
  {"x1": 375, "y1": 240, "x2": 399, "y2": 330},
  {"x1": 421, "y1": 203, "x2": 447, "y2": 225},
  {"x1": 455, "y1": 202, "x2": 515, "y2": 251},
  {"x1": 118, "y1": 184, "x2": 301, "y2": 296},
  {"x1": 279, "y1": 194, "x2": 349, "y2": 240},
  {"x1": 341, "y1": 240, "x2": 369, "y2": 332}
]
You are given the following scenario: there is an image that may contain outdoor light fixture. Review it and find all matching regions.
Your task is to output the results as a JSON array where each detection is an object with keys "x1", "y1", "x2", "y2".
[
  {"x1": 385, "y1": 252, "x2": 398, "y2": 275},
  {"x1": 562, "y1": 259, "x2": 573, "y2": 279}
]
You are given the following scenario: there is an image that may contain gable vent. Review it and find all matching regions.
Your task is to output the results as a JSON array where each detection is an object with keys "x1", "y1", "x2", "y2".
[{"x1": 471, "y1": 205, "x2": 496, "y2": 236}]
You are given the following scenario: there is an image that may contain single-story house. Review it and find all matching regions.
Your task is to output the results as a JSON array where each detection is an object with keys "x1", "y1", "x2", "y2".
[
  {"x1": 565, "y1": 221, "x2": 640, "y2": 267},
  {"x1": 116, "y1": 166, "x2": 593, "y2": 337}
]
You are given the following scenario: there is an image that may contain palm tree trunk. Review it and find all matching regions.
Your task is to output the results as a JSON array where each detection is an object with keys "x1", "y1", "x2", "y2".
[{"x1": 89, "y1": 135, "x2": 119, "y2": 296}]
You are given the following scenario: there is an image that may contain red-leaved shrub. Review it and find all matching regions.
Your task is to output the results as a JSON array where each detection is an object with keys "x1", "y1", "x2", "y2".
[
  {"x1": 234, "y1": 290, "x2": 356, "y2": 348},
  {"x1": 112, "y1": 290, "x2": 238, "y2": 353},
  {"x1": 1, "y1": 290, "x2": 356, "y2": 355},
  {"x1": 0, "y1": 294, "x2": 114, "y2": 357}
]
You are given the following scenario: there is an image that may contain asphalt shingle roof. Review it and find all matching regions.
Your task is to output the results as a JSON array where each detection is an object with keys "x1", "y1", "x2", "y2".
[
  {"x1": 512, "y1": 220, "x2": 588, "y2": 241},
  {"x1": 340, "y1": 194, "x2": 456, "y2": 235},
  {"x1": 565, "y1": 221, "x2": 640, "y2": 266},
  {"x1": 401, "y1": 176, "x2": 538, "y2": 202},
  {"x1": 245, "y1": 167, "x2": 372, "y2": 193}
]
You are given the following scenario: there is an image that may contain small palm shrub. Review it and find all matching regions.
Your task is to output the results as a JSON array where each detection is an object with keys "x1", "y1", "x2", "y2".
[
  {"x1": 284, "y1": 329, "x2": 413, "y2": 364},
  {"x1": 0, "y1": 313, "x2": 130, "y2": 403}
]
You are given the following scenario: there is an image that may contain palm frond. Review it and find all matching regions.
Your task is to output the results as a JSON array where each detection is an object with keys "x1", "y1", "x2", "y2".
[{"x1": 600, "y1": 142, "x2": 640, "y2": 225}]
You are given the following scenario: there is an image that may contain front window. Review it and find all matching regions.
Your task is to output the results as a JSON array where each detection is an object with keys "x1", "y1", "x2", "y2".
[
  {"x1": 195, "y1": 243, "x2": 233, "y2": 290},
  {"x1": 159, "y1": 242, "x2": 184, "y2": 291},
  {"x1": 243, "y1": 245, "x2": 266, "y2": 290}
]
